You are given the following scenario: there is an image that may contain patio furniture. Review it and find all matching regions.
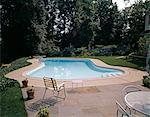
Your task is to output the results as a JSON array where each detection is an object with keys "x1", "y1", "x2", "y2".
[
  {"x1": 121, "y1": 85, "x2": 142, "y2": 112},
  {"x1": 115, "y1": 100, "x2": 139, "y2": 117},
  {"x1": 124, "y1": 91, "x2": 150, "y2": 116},
  {"x1": 43, "y1": 77, "x2": 66, "y2": 100},
  {"x1": 122, "y1": 85, "x2": 142, "y2": 96}
]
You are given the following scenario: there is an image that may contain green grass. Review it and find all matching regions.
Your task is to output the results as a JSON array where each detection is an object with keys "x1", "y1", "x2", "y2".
[
  {"x1": 90, "y1": 56, "x2": 145, "y2": 71},
  {"x1": 0, "y1": 57, "x2": 31, "y2": 77},
  {"x1": 73, "y1": 56, "x2": 145, "y2": 71},
  {"x1": 0, "y1": 57, "x2": 31, "y2": 117},
  {"x1": 0, "y1": 83, "x2": 27, "y2": 117}
]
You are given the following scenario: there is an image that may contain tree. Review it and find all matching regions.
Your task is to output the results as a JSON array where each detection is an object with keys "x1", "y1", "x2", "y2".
[
  {"x1": 125, "y1": 0, "x2": 150, "y2": 51},
  {"x1": 72, "y1": 0, "x2": 89, "y2": 48},
  {"x1": 1, "y1": 0, "x2": 48, "y2": 62},
  {"x1": 88, "y1": 0, "x2": 100, "y2": 49}
]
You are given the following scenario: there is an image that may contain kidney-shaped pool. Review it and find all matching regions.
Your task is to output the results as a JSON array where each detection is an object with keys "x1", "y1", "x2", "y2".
[{"x1": 26, "y1": 58, "x2": 124, "y2": 80}]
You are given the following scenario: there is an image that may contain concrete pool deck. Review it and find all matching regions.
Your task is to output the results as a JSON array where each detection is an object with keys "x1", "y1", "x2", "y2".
[
  {"x1": 5, "y1": 58, "x2": 149, "y2": 117},
  {"x1": 22, "y1": 82, "x2": 149, "y2": 117},
  {"x1": 6, "y1": 58, "x2": 147, "y2": 88}
]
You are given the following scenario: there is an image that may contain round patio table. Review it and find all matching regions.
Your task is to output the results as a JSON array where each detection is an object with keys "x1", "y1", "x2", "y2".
[{"x1": 125, "y1": 91, "x2": 150, "y2": 116}]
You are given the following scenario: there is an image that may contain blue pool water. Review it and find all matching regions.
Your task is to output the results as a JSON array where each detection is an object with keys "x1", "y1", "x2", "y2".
[{"x1": 27, "y1": 58, "x2": 124, "y2": 80}]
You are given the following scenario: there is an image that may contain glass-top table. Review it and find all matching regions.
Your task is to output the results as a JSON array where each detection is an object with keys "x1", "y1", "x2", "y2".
[{"x1": 125, "y1": 91, "x2": 150, "y2": 116}]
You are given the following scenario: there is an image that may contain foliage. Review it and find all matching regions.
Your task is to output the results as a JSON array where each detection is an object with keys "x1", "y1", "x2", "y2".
[
  {"x1": 1, "y1": 0, "x2": 149, "y2": 62},
  {"x1": 62, "y1": 45, "x2": 75, "y2": 57},
  {"x1": 123, "y1": 0, "x2": 150, "y2": 52},
  {"x1": 0, "y1": 57, "x2": 30, "y2": 91},
  {"x1": 38, "y1": 39, "x2": 59, "y2": 55},
  {"x1": 99, "y1": 45, "x2": 117, "y2": 56},
  {"x1": 0, "y1": 57, "x2": 31, "y2": 77},
  {"x1": 66, "y1": 45, "x2": 129, "y2": 56},
  {"x1": 0, "y1": 77, "x2": 17, "y2": 91},
  {"x1": 48, "y1": 49, "x2": 63, "y2": 57},
  {"x1": 37, "y1": 105, "x2": 49, "y2": 117},
  {"x1": 143, "y1": 76, "x2": 150, "y2": 88},
  {"x1": 0, "y1": 57, "x2": 30, "y2": 117},
  {"x1": 1, "y1": 0, "x2": 52, "y2": 62},
  {"x1": 114, "y1": 45, "x2": 130, "y2": 56},
  {"x1": 88, "y1": 0, "x2": 100, "y2": 49},
  {"x1": 137, "y1": 37, "x2": 147, "y2": 56},
  {"x1": 0, "y1": 83, "x2": 27, "y2": 117}
]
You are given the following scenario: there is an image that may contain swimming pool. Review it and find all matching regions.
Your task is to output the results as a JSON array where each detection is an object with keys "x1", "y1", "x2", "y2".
[{"x1": 27, "y1": 58, "x2": 124, "y2": 80}]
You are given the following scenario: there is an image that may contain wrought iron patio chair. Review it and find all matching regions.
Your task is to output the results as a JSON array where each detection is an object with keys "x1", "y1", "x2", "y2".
[
  {"x1": 115, "y1": 100, "x2": 139, "y2": 117},
  {"x1": 43, "y1": 77, "x2": 66, "y2": 100}
]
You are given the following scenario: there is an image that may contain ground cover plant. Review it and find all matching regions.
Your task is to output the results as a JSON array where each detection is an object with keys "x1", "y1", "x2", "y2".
[
  {"x1": 143, "y1": 76, "x2": 150, "y2": 88},
  {"x1": 0, "y1": 57, "x2": 30, "y2": 117}
]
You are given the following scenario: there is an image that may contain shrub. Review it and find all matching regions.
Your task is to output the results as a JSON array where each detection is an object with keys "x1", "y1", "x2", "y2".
[
  {"x1": 143, "y1": 76, "x2": 150, "y2": 88},
  {"x1": 114, "y1": 45, "x2": 130, "y2": 56},
  {"x1": 98, "y1": 45, "x2": 117, "y2": 56},
  {"x1": 74, "y1": 45, "x2": 118, "y2": 56},
  {"x1": 37, "y1": 105, "x2": 49, "y2": 117},
  {"x1": 0, "y1": 57, "x2": 30, "y2": 91},
  {"x1": 137, "y1": 37, "x2": 147, "y2": 56},
  {"x1": 0, "y1": 77, "x2": 17, "y2": 91},
  {"x1": 90, "y1": 48, "x2": 100, "y2": 56},
  {"x1": 62, "y1": 46, "x2": 75, "y2": 57},
  {"x1": 48, "y1": 50, "x2": 63, "y2": 57},
  {"x1": 74, "y1": 47, "x2": 89, "y2": 56}
]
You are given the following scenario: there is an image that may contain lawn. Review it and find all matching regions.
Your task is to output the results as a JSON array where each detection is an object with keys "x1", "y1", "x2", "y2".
[
  {"x1": 81, "y1": 56, "x2": 145, "y2": 71},
  {"x1": 0, "y1": 82, "x2": 27, "y2": 117},
  {"x1": 0, "y1": 57, "x2": 31, "y2": 117}
]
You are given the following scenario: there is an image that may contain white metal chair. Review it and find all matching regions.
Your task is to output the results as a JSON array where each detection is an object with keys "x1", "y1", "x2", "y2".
[
  {"x1": 115, "y1": 100, "x2": 139, "y2": 117},
  {"x1": 121, "y1": 85, "x2": 142, "y2": 113},
  {"x1": 122, "y1": 85, "x2": 142, "y2": 96},
  {"x1": 43, "y1": 77, "x2": 66, "y2": 100}
]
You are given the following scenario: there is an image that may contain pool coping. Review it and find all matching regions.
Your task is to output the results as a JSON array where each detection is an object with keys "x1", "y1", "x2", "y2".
[{"x1": 5, "y1": 57, "x2": 147, "y2": 88}]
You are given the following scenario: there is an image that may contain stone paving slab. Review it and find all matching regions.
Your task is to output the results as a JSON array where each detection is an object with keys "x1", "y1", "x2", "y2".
[{"x1": 21, "y1": 81, "x2": 149, "y2": 117}]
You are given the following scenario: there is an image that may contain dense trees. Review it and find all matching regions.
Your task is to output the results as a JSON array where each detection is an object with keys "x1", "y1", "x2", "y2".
[
  {"x1": 1, "y1": 0, "x2": 149, "y2": 62},
  {"x1": 1, "y1": 0, "x2": 48, "y2": 61}
]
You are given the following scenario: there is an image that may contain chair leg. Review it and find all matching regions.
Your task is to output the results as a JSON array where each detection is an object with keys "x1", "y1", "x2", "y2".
[
  {"x1": 63, "y1": 87, "x2": 66, "y2": 99},
  {"x1": 43, "y1": 88, "x2": 47, "y2": 99},
  {"x1": 52, "y1": 89, "x2": 66, "y2": 100},
  {"x1": 125, "y1": 105, "x2": 127, "y2": 110},
  {"x1": 52, "y1": 90, "x2": 58, "y2": 100},
  {"x1": 125, "y1": 105, "x2": 131, "y2": 114},
  {"x1": 117, "y1": 110, "x2": 119, "y2": 117}
]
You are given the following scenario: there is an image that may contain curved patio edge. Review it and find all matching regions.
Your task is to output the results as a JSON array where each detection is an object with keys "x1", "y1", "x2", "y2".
[{"x1": 5, "y1": 58, "x2": 147, "y2": 88}]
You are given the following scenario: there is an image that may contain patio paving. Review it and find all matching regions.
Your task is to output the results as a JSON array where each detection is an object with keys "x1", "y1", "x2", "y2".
[{"x1": 22, "y1": 81, "x2": 149, "y2": 117}]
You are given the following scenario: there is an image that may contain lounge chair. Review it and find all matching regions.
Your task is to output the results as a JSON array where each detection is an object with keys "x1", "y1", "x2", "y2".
[{"x1": 43, "y1": 77, "x2": 66, "y2": 100}]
